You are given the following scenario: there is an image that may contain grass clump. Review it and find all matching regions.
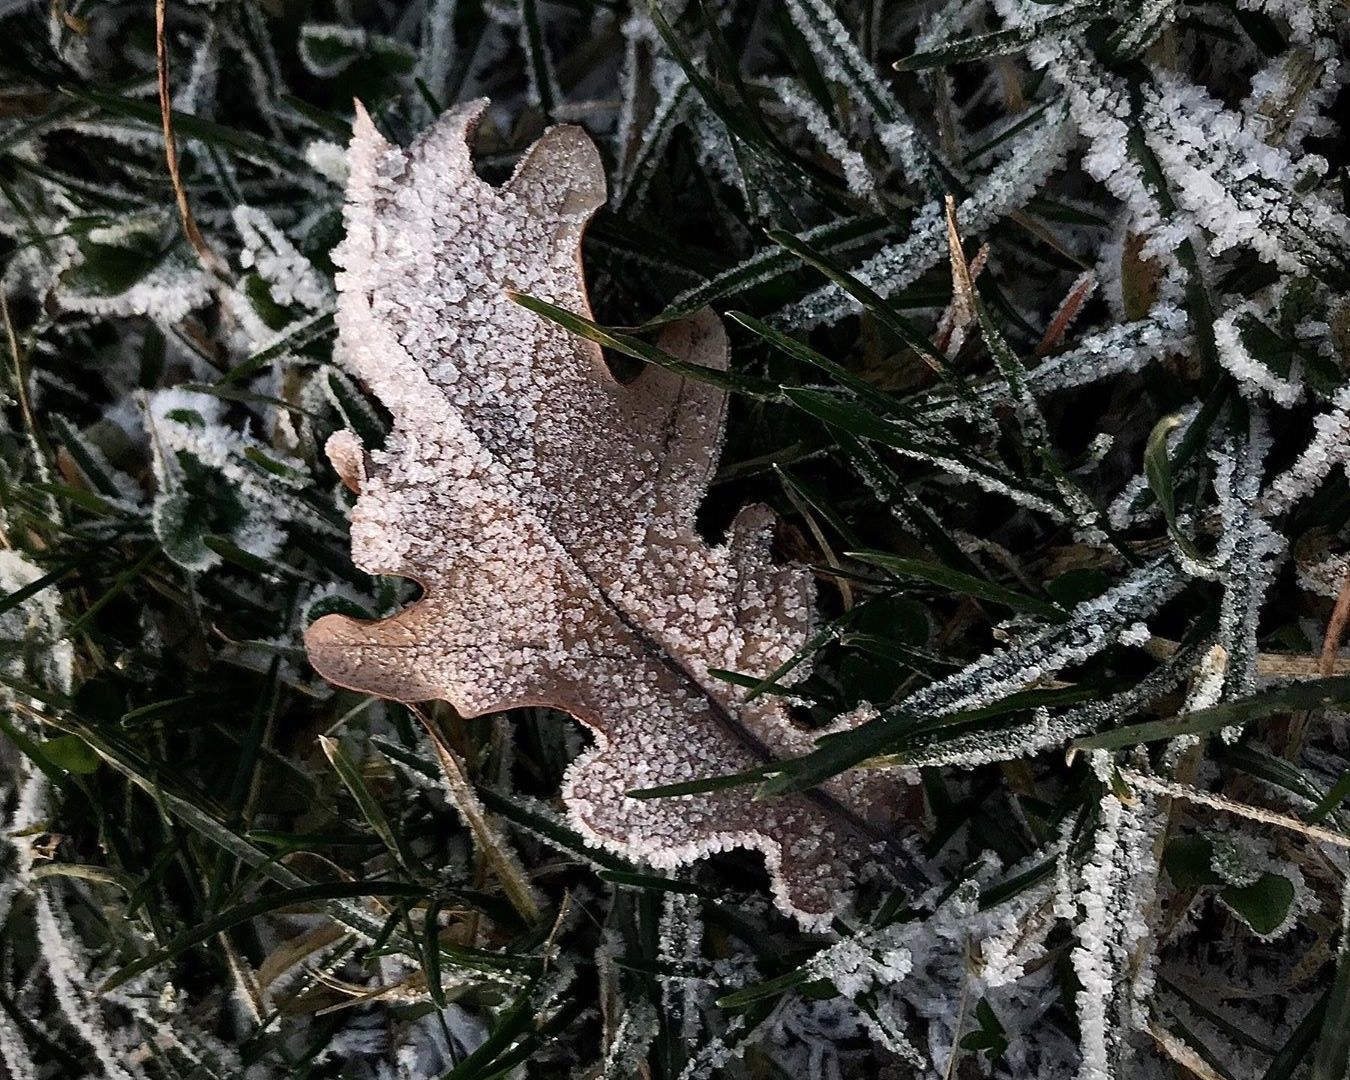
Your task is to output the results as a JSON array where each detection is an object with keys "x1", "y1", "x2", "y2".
[{"x1": 1, "y1": 0, "x2": 1349, "y2": 1077}]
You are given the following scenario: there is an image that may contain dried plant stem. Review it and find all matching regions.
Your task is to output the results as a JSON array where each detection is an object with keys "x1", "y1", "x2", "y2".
[
  {"x1": 1035, "y1": 271, "x2": 1096, "y2": 358},
  {"x1": 413, "y1": 707, "x2": 543, "y2": 926},
  {"x1": 1120, "y1": 769, "x2": 1350, "y2": 852},
  {"x1": 1146, "y1": 1022, "x2": 1229, "y2": 1080},
  {"x1": 155, "y1": 0, "x2": 225, "y2": 276},
  {"x1": 1144, "y1": 635, "x2": 1350, "y2": 678},
  {"x1": 541, "y1": 889, "x2": 572, "y2": 971},
  {"x1": 1320, "y1": 572, "x2": 1350, "y2": 677},
  {"x1": 1273, "y1": 570, "x2": 1350, "y2": 757}
]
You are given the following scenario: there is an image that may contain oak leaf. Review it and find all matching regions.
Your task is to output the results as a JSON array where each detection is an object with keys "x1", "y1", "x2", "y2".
[{"x1": 305, "y1": 100, "x2": 896, "y2": 925}]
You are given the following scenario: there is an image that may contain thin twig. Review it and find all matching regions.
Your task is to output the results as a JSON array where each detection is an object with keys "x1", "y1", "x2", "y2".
[
  {"x1": 541, "y1": 889, "x2": 572, "y2": 971},
  {"x1": 1146, "y1": 1021, "x2": 1229, "y2": 1080},
  {"x1": 155, "y1": 0, "x2": 226, "y2": 276},
  {"x1": 1120, "y1": 768, "x2": 1350, "y2": 852},
  {"x1": 412, "y1": 705, "x2": 543, "y2": 926},
  {"x1": 1321, "y1": 572, "x2": 1350, "y2": 677},
  {"x1": 1144, "y1": 635, "x2": 1350, "y2": 678},
  {"x1": 1278, "y1": 570, "x2": 1350, "y2": 758}
]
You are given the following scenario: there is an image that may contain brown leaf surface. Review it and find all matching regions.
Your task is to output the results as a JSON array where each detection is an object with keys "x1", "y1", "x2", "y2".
[{"x1": 305, "y1": 100, "x2": 899, "y2": 925}]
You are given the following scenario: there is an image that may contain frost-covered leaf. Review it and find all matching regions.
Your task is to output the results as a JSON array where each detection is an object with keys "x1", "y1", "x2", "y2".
[
  {"x1": 147, "y1": 390, "x2": 317, "y2": 573},
  {"x1": 54, "y1": 219, "x2": 212, "y2": 326},
  {"x1": 299, "y1": 24, "x2": 416, "y2": 80},
  {"x1": 1219, "y1": 873, "x2": 1296, "y2": 937},
  {"x1": 304, "y1": 100, "x2": 900, "y2": 926}
]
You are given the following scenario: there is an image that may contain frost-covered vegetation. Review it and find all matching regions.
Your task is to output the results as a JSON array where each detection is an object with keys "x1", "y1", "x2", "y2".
[{"x1": 1, "y1": 0, "x2": 1349, "y2": 1077}]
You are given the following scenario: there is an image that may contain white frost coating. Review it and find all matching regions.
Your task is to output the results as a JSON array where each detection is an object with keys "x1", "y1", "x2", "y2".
[
  {"x1": 1260, "y1": 384, "x2": 1350, "y2": 517},
  {"x1": 805, "y1": 923, "x2": 913, "y2": 998},
  {"x1": 850, "y1": 863, "x2": 1077, "y2": 1078},
  {"x1": 612, "y1": 15, "x2": 690, "y2": 207},
  {"x1": 305, "y1": 101, "x2": 908, "y2": 927},
  {"x1": 234, "y1": 206, "x2": 333, "y2": 313},
  {"x1": 1199, "y1": 830, "x2": 1316, "y2": 941},
  {"x1": 902, "y1": 643, "x2": 1199, "y2": 770},
  {"x1": 1029, "y1": 304, "x2": 1189, "y2": 392},
  {"x1": 601, "y1": 1000, "x2": 660, "y2": 1079},
  {"x1": 146, "y1": 387, "x2": 318, "y2": 571},
  {"x1": 1070, "y1": 784, "x2": 1163, "y2": 1080},
  {"x1": 1295, "y1": 539, "x2": 1350, "y2": 600},
  {"x1": 229, "y1": 206, "x2": 336, "y2": 357},
  {"x1": 416, "y1": 0, "x2": 458, "y2": 120},
  {"x1": 1214, "y1": 297, "x2": 1303, "y2": 406},
  {"x1": 9, "y1": 775, "x2": 146, "y2": 1080},
  {"x1": 924, "y1": 304, "x2": 1190, "y2": 425},
  {"x1": 1213, "y1": 426, "x2": 1282, "y2": 701},
  {"x1": 105, "y1": 980, "x2": 264, "y2": 1080},
  {"x1": 996, "y1": 0, "x2": 1350, "y2": 276},
  {"x1": 1186, "y1": 645, "x2": 1229, "y2": 716},
  {"x1": 663, "y1": 216, "x2": 890, "y2": 318},
  {"x1": 769, "y1": 78, "x2": 875, "y2": 198},
  {"x1": 612, "y1": 14, "x2": 647, "y2": 197},
  {"x1": 1141, "y1": 73, "x2": 1349, "y2": 274},
  {"x1": 52, "y1": 218, "x2": 213, "y2": 326},
  {"x1": 904, "y1": 558, "x2": 1182, "y2": 718},
  {"x1": 1238, "y1": 0, "x2": 1340, "y2": 39},
  {"x1": 0, "y1": 550, "x2": 75, "y2": 698},
  {"x1": 779, "y1": 0, "x2": 930, "y2": 184},
  {"x1": 515, "y1": 5, "x2": 560, "y2": 110},
  {"x1": 176, "y1": 26, "x2": 220, "y2": 115},
  {"x1": 0, "y1": 1006, "x2": 36, "y2": 1080},
  {"x1": 1246, "y1": 47, "x2": 1342, "y2": 152},
  {"x1": 659, "y1": 893, "x2": 707, "y2": 1048},
  {"x1": 0, "y1": 553, "x2": 77, "y2": 1080},
  {"x1": 1120, "y1": 622, "x2": 1150, "y2": 647},
  {"x1": 33, "y1": 894, "x2": 142, "y2": 1080},
  {"x1": 304, "y1": 139, "x2": 349, "y2": 184},
  {"x1": 298, "y1": 25, "x2": 414, "y2": 79},
  {"x1": 776, "y1": 111, "x2": 1072, "y2": 329}
]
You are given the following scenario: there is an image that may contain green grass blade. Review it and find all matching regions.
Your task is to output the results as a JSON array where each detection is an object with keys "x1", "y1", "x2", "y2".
[
  {"x1": 846, "y1": 550, "x2": 1065, "y2": 619},
  {"x1": 1072, "y1": 677, "x2": 1350, "y2": 751},
  {"x1": 101, "y1": 880, "x2": 431, "y2": 992},
  {"x1": 510, "y1": 292, "x2": 778, "y2": 399},
  {"x1": 319, "y1": 734, "x2": 417, "y2": 874}
]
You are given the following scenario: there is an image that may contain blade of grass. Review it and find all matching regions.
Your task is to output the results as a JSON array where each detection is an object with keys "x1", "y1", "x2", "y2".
[
  {"x1": 894, "y1": 0, "x2": 1112, "y2": 70},
  {"x1": 509, "y1": 293, "x2": 777, "y2": 399},
  {"x1": 1072, "y1": 677, "x2": 1350, "y2": 751},
  {"x1": 100, "y1": 880, "x2": 432, "y2": 992},
  {"x1": 319, "y1": 734, "x2": 417, "y2": 874},
  {"x1": 1313, "y1": 888, "x2": 1350, "y2": 1080},
  {"x1": 649, "y1": 216, "x2": 893, "y2": 326},
  {"x1": 415, "y1": 709, "x2": 543, "y2": 926},
  {"x1": 846, "y1": 549, "x2": 1065, "y2": 619},
  {"x1": 1144, "y1": 413, "x2": 1210, "y2": 565}
]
